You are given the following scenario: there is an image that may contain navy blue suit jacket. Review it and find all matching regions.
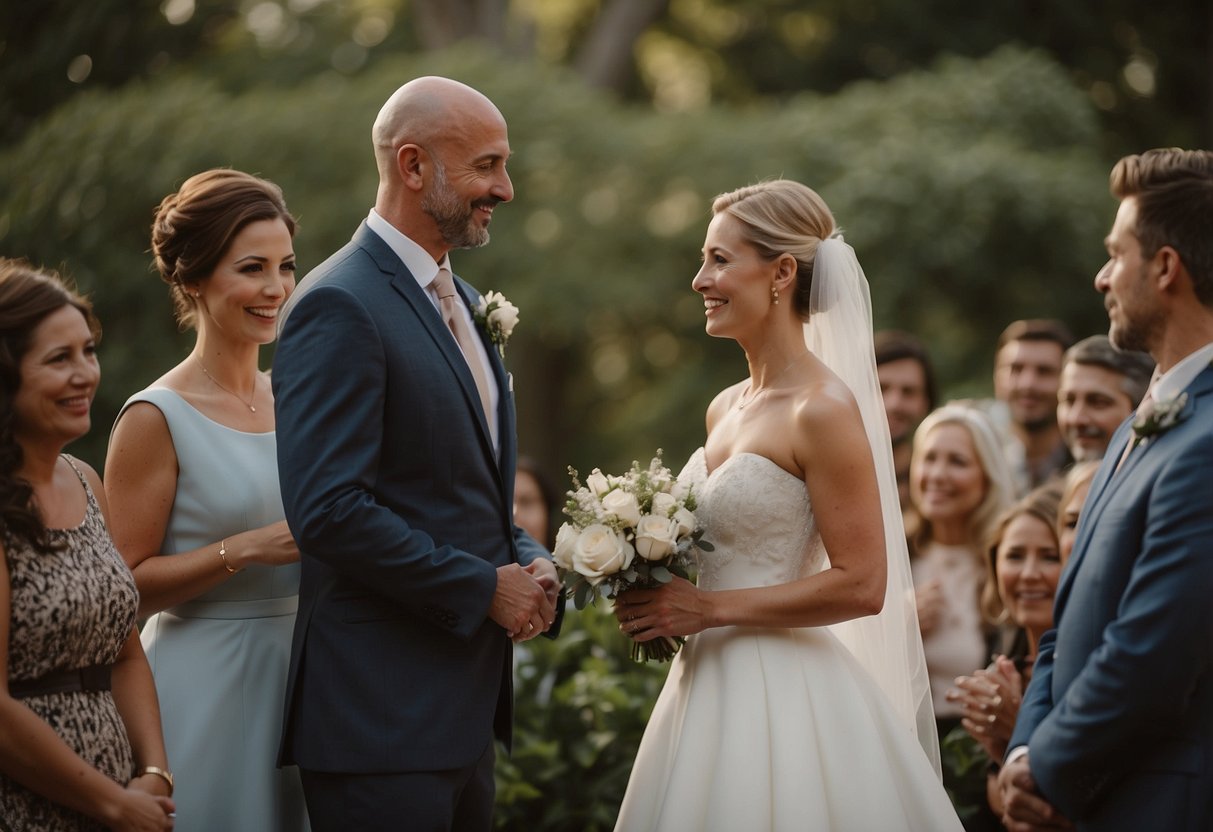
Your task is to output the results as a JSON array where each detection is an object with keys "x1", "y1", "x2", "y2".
[
  {"x1": 1009, "y1": 363, "x2": 1213, "y2": 830},
  {"x1": 272, "y1": 223, "x2": 551, "y2": 773}
]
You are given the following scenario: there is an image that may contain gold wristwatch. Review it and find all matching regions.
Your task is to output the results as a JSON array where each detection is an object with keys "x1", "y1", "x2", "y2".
[{"x1": 136, "y1": 765, "x2": 174, "y2": 796}]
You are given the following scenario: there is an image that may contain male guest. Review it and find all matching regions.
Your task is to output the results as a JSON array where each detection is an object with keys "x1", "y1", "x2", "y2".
[
  {"x1": 992, "y1": 319, "x2": 1074, "y2": 493},
  {"x1": 1056, "y1": 334, "x2": 1153, "y2": 462},
  {"x1": 273, "y1": 76, "x2": 560, "y2": 830},
  {"x1": 874, "y1": 330, "x2": 937, "y2": 511},
  {"x1": 1000, "y1": 148, "x2": 1213, "y2": 831}
]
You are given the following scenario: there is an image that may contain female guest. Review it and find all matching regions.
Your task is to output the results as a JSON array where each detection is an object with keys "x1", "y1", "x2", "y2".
[
  {"x1": 909, "y1": 405, "x2": 1016, "y2": 734},
  {"x1": 0, "y1": 260, "x2": 174, "y2": 830},
  {"x1": 514, "y1": 456, "x2": 557, "y2": 548},
  {"x1": 1058, "y1": 460, "x2": 1099, "y2": 563},
  {"x1": 104, "y1": 170, "x2": 306, "y2": 831},
  {"x1": 950, "y1": 485, "x2": 1063, "y2": 820}
]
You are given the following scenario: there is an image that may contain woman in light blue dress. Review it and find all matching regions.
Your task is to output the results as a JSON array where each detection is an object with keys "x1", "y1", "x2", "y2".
[{"x1": 105, "y1": 169, "x2": 308, "y2": 831}]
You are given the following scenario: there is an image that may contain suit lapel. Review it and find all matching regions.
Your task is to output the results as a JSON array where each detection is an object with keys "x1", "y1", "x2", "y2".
[
  {"x1": 1056, "y1": 363, "x2": 1213, "y2": 610},
  {"x1": 356, "y1": 226, "x2": 500, "y2": 471},
  {"x1": 455, "y1": 279, "x2": 516, "y2": 493}
]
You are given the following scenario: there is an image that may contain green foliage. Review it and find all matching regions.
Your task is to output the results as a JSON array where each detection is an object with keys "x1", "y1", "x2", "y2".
[
  {"x1": 495, "y1": 605, "x2": 669, "y2": 831},
  {"x1": 1, "y1": 47, "x2": 1110, "y2": 486},
  {"x1": 940, "y1": 725, "x2": 993, "y2": 823}
]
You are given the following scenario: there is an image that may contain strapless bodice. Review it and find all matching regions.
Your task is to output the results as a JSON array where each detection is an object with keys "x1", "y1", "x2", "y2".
[{"x1": 681, "y1": 447, "x2": 826, "y2": 590}]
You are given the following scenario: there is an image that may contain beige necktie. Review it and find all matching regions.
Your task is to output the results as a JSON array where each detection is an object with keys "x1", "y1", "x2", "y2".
[
  {"x1": 433, "y1": 267, "x2": 496, "y2": 445},
  {"x1": 1115, "y1": 390, "x2": 1153, "y2": 473}
]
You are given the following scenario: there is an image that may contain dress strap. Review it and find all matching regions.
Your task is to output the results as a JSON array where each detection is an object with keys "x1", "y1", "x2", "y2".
[{"x1": 60, "y1": 454, "x2": 94, "y2": 498}]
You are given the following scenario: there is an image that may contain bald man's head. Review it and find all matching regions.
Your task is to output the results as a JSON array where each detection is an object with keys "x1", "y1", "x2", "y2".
[
  {"x1": 369, "y1": 76, "x2": 513, "y2": 258},
  {"x1": 372, "y1": 76, "x2": 504, "y2": 181}
]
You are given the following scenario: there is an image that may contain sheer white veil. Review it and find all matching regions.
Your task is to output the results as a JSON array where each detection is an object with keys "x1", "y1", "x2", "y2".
[{"x1": 807, "y1": 234, "x2": 941, "y2": 775}]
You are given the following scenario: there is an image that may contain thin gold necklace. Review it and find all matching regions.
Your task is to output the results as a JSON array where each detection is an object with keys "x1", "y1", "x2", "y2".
[
  {"x1": 195, "y1": 355, "x2": 258, "y2": 413},
  {"x1": 736, "y1": 352, "x2": 809, "y2": 409}
]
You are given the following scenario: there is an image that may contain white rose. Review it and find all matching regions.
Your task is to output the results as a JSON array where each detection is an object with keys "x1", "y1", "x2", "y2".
[
  {"x1": 552, "y1": 523, "x2": 578, "y2": 570},
  {"x1": 634, "y1": 515, "x2": 679, "y2": 561},
  {"x1": 488, "y1": 300, "x2": 519, "y2": 337},
  {"x1": 670, "y1": 479, "x2": 689, "y2": 501},
  {"x1": 572, "y1": 524, "x2": 634, "y2": 585},
  {"x1": 650, "y1": 491, "x2": 677, "y2": 518},
  {"x1": 586, "y1": 470, "x2": 611, "y2": 497},
  {"x1": 673, "y1": 506, "x2": 697, "y2": 537},
  {"x1": 601, "y1": 489, "x2": 642, "y2": 528}
]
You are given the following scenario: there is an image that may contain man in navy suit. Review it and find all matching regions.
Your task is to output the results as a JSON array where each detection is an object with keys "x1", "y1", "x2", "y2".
[
  {"x1": 999, "y1": 148, "x2": 1213, "y2": 831},
  {"x1": 273, "y1": 76, "x2": 559, "y2": 830}
]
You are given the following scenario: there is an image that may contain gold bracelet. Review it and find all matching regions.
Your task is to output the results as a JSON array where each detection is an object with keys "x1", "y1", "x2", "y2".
[
  {"x1": 218, "y1": 539, "x2": 238, "y2": 574},
  {"x1": 136, "y1": 765, "x2": 174, "y2": 796}
]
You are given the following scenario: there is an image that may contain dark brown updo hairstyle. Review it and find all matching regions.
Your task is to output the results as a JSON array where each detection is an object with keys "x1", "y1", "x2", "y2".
[
  {"x1": 151, "y1": 169, "x2": 296, "y2": 329},
  {"x1": 0, "y1": 259, "x2": 100, "y2": 553},
  {"x1": 710, "y1": 180, "x2": 836, "y2": 318}
]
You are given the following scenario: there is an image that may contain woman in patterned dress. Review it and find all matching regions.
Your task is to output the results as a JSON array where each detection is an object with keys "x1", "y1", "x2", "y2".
[{"x1": 0, "y1": 259, "x2": 175, "y2": 830}]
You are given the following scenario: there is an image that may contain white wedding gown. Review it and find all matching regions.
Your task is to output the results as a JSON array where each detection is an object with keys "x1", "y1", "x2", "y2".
[{"x1": 614, "y1": 449, "x2": 962, "y2": 832}]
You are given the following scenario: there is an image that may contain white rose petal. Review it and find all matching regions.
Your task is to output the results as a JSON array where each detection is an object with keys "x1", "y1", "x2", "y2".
[
  {"x1": 601, "y1": 489, "x2": 642, "y2": 528},
  {"x1": 572, "y1": 524, "x2": 635, "y2": 584},
  {"x1": 673, "y1": 506, "x2": 697, "y2": 537},
  {"x1": 586, "y1": 470, "x2": 611, "y2": 498},
  {"x1": 650, "y1": 492, "x2": 676, "y2": 518},
  {"x1": 552, "y1": 523, "x2": 578, "y2": 570},
  {"x1": 489, "y1": 302, "x2": 519, "y2": 337},
  {"x1": 634, "y1": 515, "x2": 679, "y2": 561}
]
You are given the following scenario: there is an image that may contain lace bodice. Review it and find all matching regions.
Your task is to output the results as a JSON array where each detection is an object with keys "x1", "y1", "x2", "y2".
[{"x1": 681, "y1": 447, "x2": 826, "y2": 590}]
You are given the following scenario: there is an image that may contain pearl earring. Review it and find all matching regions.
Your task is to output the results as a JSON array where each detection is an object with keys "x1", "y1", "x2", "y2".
[{"x1": 771, "y1": 285, "x2": 780, "y2": 305}]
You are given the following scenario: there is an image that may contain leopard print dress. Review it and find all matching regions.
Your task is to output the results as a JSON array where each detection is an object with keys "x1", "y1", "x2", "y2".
[{"x1": 1, "y1": 457, "x2": 139, "y2": 830}]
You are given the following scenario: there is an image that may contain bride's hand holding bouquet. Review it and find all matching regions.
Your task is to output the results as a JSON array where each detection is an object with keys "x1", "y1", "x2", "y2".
[{"x1": 554, "y1": 451, "x2": 711, "y2": 662}]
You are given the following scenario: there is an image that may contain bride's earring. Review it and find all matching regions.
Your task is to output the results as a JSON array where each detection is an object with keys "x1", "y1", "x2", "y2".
[{"x1": 771, "y1": 284, "x2": 780, "y2": 306}]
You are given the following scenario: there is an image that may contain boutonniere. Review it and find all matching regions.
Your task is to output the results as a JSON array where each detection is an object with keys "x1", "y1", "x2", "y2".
[
  {"x1": 473, "y1": 291, "x2": 519, "y2": 359},
  {"x1": 1131, "y1": 391, "x2": 1189, "y2": 448}
]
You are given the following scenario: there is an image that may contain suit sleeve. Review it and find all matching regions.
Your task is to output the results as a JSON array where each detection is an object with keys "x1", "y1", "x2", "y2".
[
  {"x1": 1007, "y1": 626, "x2": 1057, "y2": 755},
  {"x1": 1027, "y1": 430, "x2": 1213, "y2": 818},
  {"x1": 274, "y1": 282, "x2": 498, "y2": 641}
]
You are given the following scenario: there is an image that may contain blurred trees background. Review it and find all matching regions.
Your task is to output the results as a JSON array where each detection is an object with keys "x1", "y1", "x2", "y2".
[
  {"x1": 4, "y1": 0, "x2": 1207, "y2": 475},
  {"x1": 2, "y1": 2, "x2": 1208, "y2": 826}
]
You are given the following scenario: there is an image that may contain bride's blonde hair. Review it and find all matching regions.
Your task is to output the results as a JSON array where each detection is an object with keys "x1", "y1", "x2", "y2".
[{"x1": 711, "y1": 180, "x2": 836, "y2": 318}]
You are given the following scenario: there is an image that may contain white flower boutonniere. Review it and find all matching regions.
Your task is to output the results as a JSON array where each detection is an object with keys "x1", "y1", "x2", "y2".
[
  {"x1": 1131, "y1": 391, "x2": 1189, "y2": 448},
  {"x1": 474, "y1": 291, "x2": 519, "y2": 359}
]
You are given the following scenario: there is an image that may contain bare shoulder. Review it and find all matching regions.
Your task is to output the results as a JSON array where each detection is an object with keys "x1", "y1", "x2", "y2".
[
  {"x1": 793, "y1": 373, "x2": 862, "y2": 429},
  {"x1": 706, "y1": 380, "x2": 748, "y2": 432},
  {"x1": 789, "y1": 372, "x2": 867, "y2": 471},
  {"x1": 111, "y1": 397, "x2": 171, "y2": 442}
]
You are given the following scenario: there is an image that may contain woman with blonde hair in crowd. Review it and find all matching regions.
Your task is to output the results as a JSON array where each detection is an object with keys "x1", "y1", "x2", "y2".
[
  {"x1": 105, "y1": 170, "x2": 308, "y2": 830},
  {"x1": 0, "y1": 260, "x2": 174, "y2": 830},
  {"x1": 908, "y1": 404, "x2": 1017, "y2": 738}
]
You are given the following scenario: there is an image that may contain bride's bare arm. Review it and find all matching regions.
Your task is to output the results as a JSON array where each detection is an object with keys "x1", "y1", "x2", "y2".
[{"x1": 616, "y1": 383, "x2": 887, "y2": 637}]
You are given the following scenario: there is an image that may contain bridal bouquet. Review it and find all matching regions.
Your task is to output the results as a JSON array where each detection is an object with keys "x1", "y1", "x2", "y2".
[{"x1": 553, "y1": 451, "x2": 711, "y2": 663}]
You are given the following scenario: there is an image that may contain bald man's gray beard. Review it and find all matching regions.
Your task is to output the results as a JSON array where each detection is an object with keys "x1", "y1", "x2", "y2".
[{"x1": 422, "y1": 162, "x2": 491, "y2": 250}]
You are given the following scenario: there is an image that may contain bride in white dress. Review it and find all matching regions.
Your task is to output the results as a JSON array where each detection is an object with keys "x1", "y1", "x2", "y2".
[{"x1": 612, "y1": 180, "x2": 962, "y2": 831}]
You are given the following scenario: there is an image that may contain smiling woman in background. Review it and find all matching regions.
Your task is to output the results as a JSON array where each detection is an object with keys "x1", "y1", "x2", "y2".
[
  {"x1": 104, "y1": 170, "x2": 308, "y2": 831},
  {"x1": 907, "y1": 404, "x2": 1016, "y2": 738},
  {"x1": 0, "y1": 260, "x2": 174, "y2": 831}
]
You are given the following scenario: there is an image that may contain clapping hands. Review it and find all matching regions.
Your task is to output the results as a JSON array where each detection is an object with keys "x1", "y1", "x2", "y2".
[{"x1": 947, "y1": 655, "x2": 1023, "y2": 760}]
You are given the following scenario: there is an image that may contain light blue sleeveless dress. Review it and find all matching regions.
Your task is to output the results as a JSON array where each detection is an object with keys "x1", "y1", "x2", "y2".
[{"x1": 119, "y1": 387, "x2": 308, "y2": 832}]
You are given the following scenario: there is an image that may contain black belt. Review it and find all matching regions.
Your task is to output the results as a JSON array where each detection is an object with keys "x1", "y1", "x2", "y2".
[{"x1": 9, "y1": 664, "x2": 112, "y2": 698}]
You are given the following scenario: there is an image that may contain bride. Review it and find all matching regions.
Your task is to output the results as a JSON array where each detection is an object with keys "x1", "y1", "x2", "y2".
[{"x1": 612, "y1": 180, "x2": 962, "y2": 831}]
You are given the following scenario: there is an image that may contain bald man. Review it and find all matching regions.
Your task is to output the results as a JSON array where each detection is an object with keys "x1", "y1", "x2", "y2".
[{"x1": 273, "y1": 77, "x2": 560, "y2": 830}]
